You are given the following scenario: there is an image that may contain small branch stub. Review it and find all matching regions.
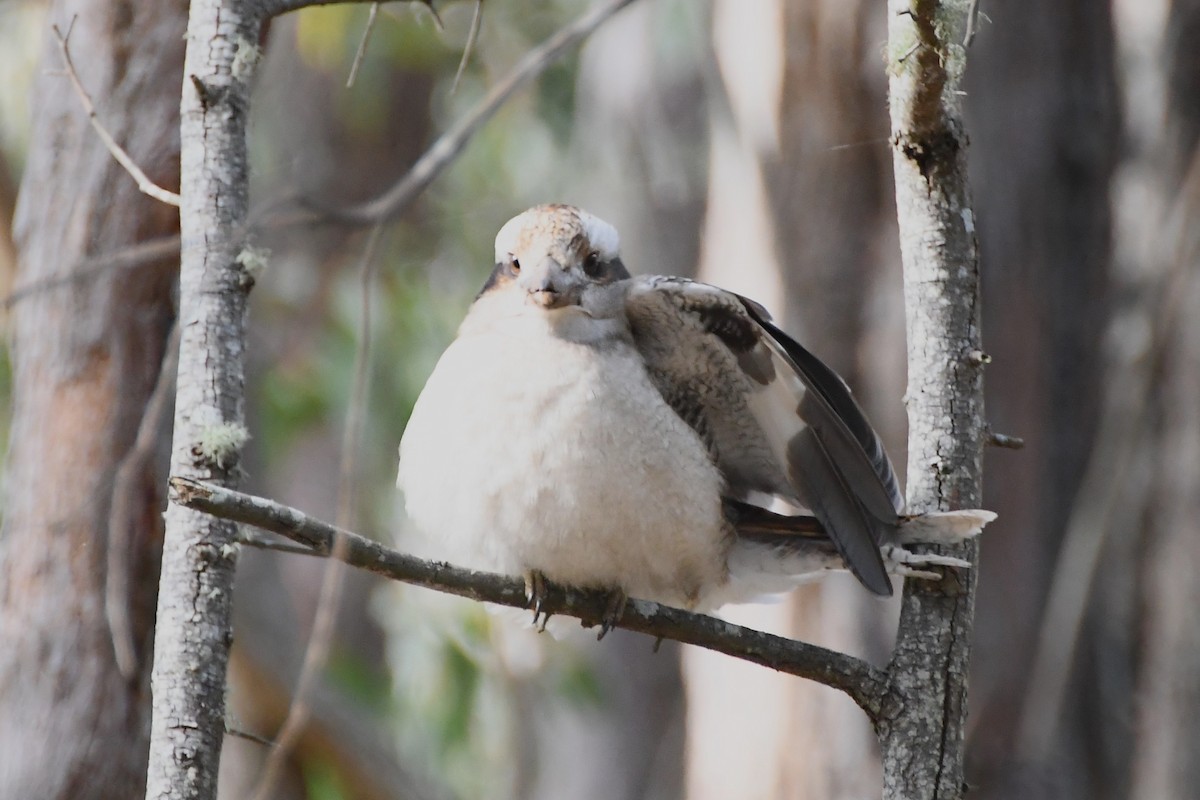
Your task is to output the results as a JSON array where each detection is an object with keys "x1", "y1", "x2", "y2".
[{"x1": 986, "y1": 430, "x2": 1025, "y2": 450}]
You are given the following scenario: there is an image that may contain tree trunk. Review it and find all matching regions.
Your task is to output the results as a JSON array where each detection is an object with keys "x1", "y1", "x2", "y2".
[
  {"x1": 0, "y1": 1, "x2": 185, "y2": 797},
  {"x1": 881, "y1": 2, "x2": 985, "y2": 798},
  {"x1": 144, "y1": 1, "x2": 263, "y2": 798}
]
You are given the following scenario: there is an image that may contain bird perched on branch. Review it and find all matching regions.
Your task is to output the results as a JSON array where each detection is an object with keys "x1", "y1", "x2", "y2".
[{"x1": 398, "y1": 204, "x2": 994, "y2": 630}]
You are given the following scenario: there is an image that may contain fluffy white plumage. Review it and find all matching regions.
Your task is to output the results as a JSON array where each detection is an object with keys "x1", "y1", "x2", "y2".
[
  {"x1": 398, "y1": 299, "x2": 731, "y2": 609},
  {"x1": 398, "y1": 204, "x2": 994, "y2": 614}
]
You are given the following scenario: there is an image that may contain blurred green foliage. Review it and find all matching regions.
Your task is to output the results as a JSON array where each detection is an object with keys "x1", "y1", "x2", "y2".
[{"x1": 302, "y1": 757, "x2": 351, "y2": 800}]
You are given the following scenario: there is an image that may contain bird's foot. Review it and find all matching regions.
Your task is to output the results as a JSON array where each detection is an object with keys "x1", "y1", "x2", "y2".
[
  {"x1": 524, "y1": 570, "x2": 552, "y2": 631},
  {"x1": 597, "y1": 588, "x2": 627, "y2": 641},
  {"x1": 881, "y1": 544, "x2": 971, "y2": 581}
]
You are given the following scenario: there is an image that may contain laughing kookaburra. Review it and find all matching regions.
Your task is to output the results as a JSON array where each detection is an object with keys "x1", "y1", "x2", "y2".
[{"x1": 398, "y1": 205, "x2": 994, "y2": 627}]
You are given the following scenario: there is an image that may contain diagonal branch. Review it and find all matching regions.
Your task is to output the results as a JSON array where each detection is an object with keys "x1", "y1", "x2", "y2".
[
  {"x1": 451, "y1": 0, "x2": 484, "y2": 94},
  {"x1": 294, "y1": 0, "x2": 640, "y2": 225},
  {"x1": 51, "y1": 19, "x2": 182, "y2": 207},
  {"x1": 168, "y1": 476, "x2": 896, "y2": 720},
  {"x1": 345, "y1": 3, "x2": 379, "y2": 89}
]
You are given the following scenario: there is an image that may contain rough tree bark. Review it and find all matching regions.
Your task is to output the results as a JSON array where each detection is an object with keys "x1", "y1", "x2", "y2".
[
  {"x1": 881, "y1": 2, "x2": 985, "y2": 799},
  {"x1": 0, "y1": 1, "x2": 185, "y2": 798},
  {"x1": 144, "y1": 2, "x2": 262, "y2": 798}
]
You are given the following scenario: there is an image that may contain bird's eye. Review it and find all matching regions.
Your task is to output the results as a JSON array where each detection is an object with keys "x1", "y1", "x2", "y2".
[
  {"x1": 508, "y1": 256, "x2": 521, "y2": 275},
  {"x1": 583, "y1": 251, "x2": 602, "y2": 278}
]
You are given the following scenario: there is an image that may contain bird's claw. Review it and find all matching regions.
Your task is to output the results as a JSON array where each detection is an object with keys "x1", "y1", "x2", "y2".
[
  {"x1": 524, "y1": 570, "x2": 551, "y2": 631},
  {"x1": 883, "y1": 544, "x2": 971, "y2": 582},
  {"x1": 597, "y1": 588, "x2": 627, "y2": 641}
]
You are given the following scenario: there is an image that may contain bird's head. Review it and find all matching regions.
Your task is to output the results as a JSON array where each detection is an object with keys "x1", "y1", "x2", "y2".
[{"x1": 481, "y1": 204, "x2": 630, "y2": 311}]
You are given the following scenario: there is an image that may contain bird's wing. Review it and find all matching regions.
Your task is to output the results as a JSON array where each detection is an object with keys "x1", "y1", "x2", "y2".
[{"x1": 623, "y1": 276, "x2": 901, "y2": 596}]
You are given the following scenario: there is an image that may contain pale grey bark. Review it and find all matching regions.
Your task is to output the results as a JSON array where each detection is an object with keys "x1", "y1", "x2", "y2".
[
  {"x1": 881, "y1": 2, "x2": 985, "y2": 799},
  {"x1": 0, "y1": 1, "x2": 184, "y2": 797},
  {"x1": 144, "y1": 2, "x2": 264, "y2": 798}
]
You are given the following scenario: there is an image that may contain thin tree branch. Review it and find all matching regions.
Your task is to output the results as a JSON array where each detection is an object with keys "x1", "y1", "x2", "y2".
[
  {"x1": 51, "y1": 19, "x2": 182, "y2": 207},
  {"x1": 225, "y1": 726, "x2": 276, "y2": 748},
  {"x1": 0, "y1": 184, "x2": 304, "y2": 309},
  {"x1": 306, "y1": 0, "x2": 640, "y2": 225},
  {"x1": 169, "y1": 476, "x2": 896, "y2": 720},
  {"x1": 106, "y1": 322, "x2": 180, "y2": 680},
  {"x1": 985, "y1": 430, "x2": 1024, "y2": 449},
  {"x1": 238, "y1": 532, "x2": 320, "y2": 556},
  {"x1": 451, "y1": 0, "x2": 484, "y2": 94},
  {"x1": 963, "y1": 0, "x2": 981, "y2": 48},
  {"x1": 345, "y1": 3, "x2": 379, "y2": 89},
  {"x1": 415, "y1": 0, "x2": 444, "y2": 30},
  {"x1": 1, "y1": 234, "x2": 180, "y2": 310}
]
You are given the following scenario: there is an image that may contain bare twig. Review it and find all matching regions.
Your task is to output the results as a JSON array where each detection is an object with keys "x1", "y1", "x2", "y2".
[
  {"x1": 238, "y1": 532, "x2": 320, "y2": 556},
  {"x1": 986, "y1": 431, "x2": 1025, "y2": 449},
  {"x1": 1, "y1": 234, "x2": 180, "y2": 310},
  {"x1": 51, "y1": 19, "x2": 181, "y2": 207},
  {"x1": 249, "y1": 224, "x2": 386, "y2": 800},
  {"x1": 169, "y1": 476, "x2": 896, "y2": 719},
  {"x1": 963, "y1": 0, "x2": 981, "y2": 47},
  {"x1": 346, "y1": 3, "x2": 380, "y2": 88},
  {"x1": 421, "y1": 0, "x2": 444, "y2": 30},
  {"x1": 316, "y1": 0, "x2": 639, "y2": 225},
  {"x1": 0, "y1": 187, "x2": 306, "y2": 310},
  {"x1": 106, "y1": 323, "x2": 181, "y2": 680},
  {"x1": 451, "y1": 0, "x2": 484, "y2": 94},
  {"x1": 226, "y1": 726, "x2": 276, "y2": 748}
]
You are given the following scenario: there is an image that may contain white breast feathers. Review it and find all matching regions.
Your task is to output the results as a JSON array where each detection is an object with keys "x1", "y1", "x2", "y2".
[{"x1": 397, "y1": 310, "x2": 731, "y2": 610}]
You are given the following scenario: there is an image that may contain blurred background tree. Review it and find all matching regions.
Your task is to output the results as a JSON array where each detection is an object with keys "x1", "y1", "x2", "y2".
[{"x1": 0, "y1": 0, "x2": 1196, "y2": 799}]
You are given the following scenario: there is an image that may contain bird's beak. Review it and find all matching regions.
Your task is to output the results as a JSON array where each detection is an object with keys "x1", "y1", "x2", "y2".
[
  {"x1": 520, "y1": 257, "x2": 577, "y2": 309},
  {"x1": 529, "y1": 289, "x2": 567, "y2": 308}
]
